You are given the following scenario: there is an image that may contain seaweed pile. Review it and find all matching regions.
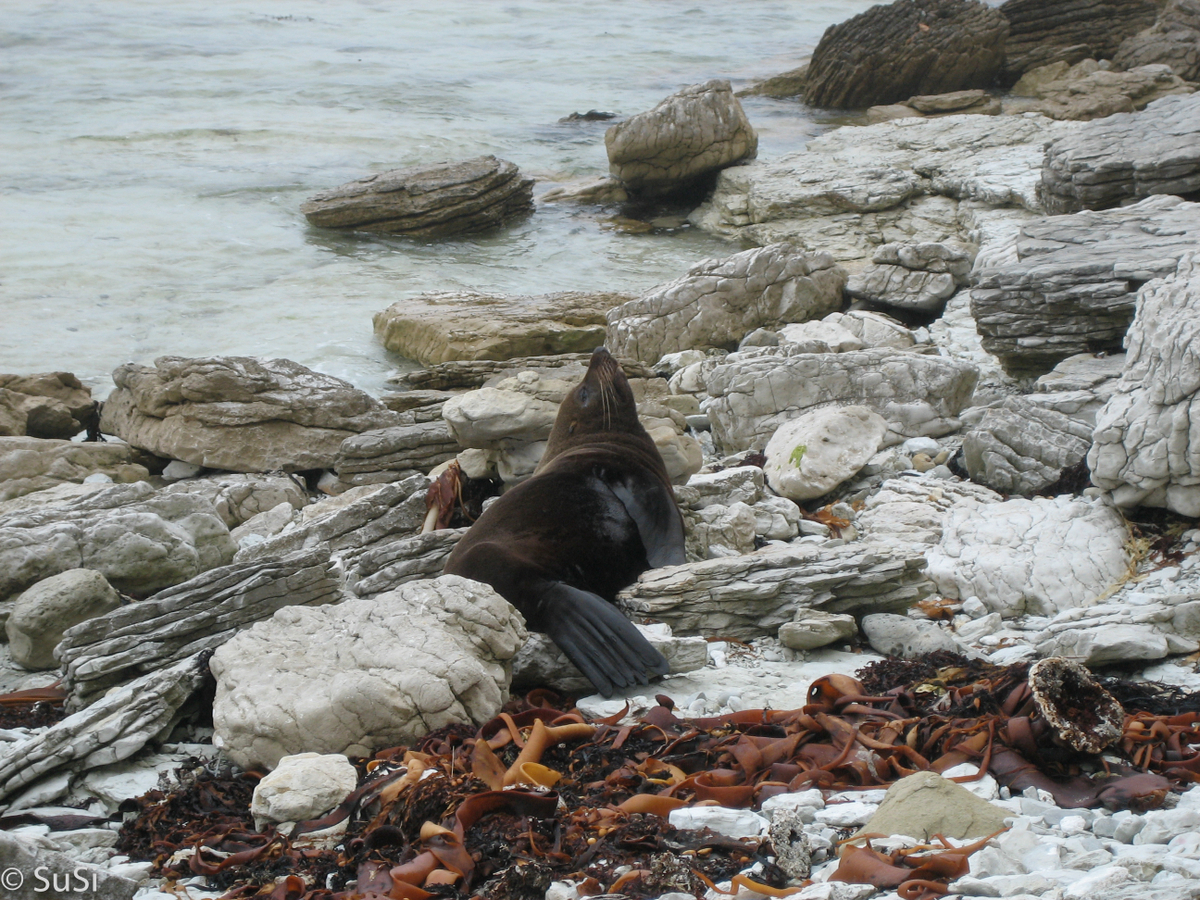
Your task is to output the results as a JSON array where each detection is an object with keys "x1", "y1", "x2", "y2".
[{"x1": 116, "y1": 656, "x2": 1200, "y2": 900}]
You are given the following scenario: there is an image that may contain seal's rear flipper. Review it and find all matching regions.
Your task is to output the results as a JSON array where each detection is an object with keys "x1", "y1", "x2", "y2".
[{"x1": 538, "y1": 583, "x2": 670, "y2": 698}]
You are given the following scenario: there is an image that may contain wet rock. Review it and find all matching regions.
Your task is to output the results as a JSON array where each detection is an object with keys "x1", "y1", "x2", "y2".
[
  {"x1": 6, "y1": 569, "x2": 122, "y2": 671},
  {"x1": 0, "y1": 831, "x2": 136, "y2": 900},
  {"x1": 970, "y1": 195, "x2": 1200, "y2": 373},
  {"x1": 763, "y1": 406, "x2": 888, "y2": 502},
  {"x1": 846, "y1": 242, "x2": 972, "y2": 315},
  {"x1": 999, "y1": 0, "x2": 1161, "y2": 83},
  {"x1": 692, "y1": 113, "x2": 1075, "y2": 264},
  {"x1": 803, "y1": 0, "x2": 1007, "y2": 109},
  {"x1": 1116, "y1": 0, "x2": 1200, "y2": 81},
  {"x1": 861, "y1": 613, "x2": 965, "y2": 658},
  {"x1": 300, "y1": 155, "x2": 533, "y2": 236},
  {"x1": 1029, "y1": 657, "x2": 1124, "y2": 753},
  {"x1": 0, "y1": 372, "x2": 94, "y2": 440},
  {"x1": 0, "y1": 437, "x2": 150, "y2": 503},
  {"x1": 858, "y1": 771, "x2": 1010, "y2": 840},
  {"x1": 0, "y1": 653, "x2": 208, "y2": 806},
  {"x1": 210, "y1": 575, "x2": 527, "y2": 768},
  {"x1": 1006, "y1": 60, "x2": 1195, "y2": 121},
  {"x1": 0, "y1": 482, "x2": 236, "y2": 605},
  {"x1": 961, "y1": 396, "x2": 1093, "y2": 495},
  {"x1": 100, "y1": 356, "x2": 402, "y2": 473},
  {"x1": 741, "y1": 65, "x2": 809, "y2": 99},
  {"x1": 347, "y1": 528, "x2": 464, "y2": 598},
  {"x1": 605, "y1": 244, "x2": 845, "y2": 365},
  {"x1": 57, "y1": 546, "x2": 339, "y2": 708},
  {"x1": 778, "y1": 610, "x2": 857, "y2": 651},
  {"x1": 605, "y1": 80, "x2": 757, "y2": 196},
  {"x1": 1039, "y1": 93, "x2": 1200, "y2": 214},
  {"x1": 703, "y1": 347, "x2": 978, "y2": 454},
  {"x1": 1090, "y1": 254, "x2": 1200, "y2": 515},
  {"x1": 333, "y1": 421, "x2": 459, "y2": 489},
  {"x1": 373, "y1": 290, "x2": 630, "y2": 366},
  {"x1": 927, "y1": 495, "x2": 1130, "y2": 617},
  {"x1": 250, "y1": 752, "x2": 358, "y2": 825},
  {"x1": 159, "y1": 473, "x2": 308, "y2": 529},
  {"x1": 619, "y1": 541, "x2": 934, "y2": 640}
]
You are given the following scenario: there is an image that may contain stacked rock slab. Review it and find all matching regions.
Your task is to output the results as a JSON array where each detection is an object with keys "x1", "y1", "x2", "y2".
[
  {"x1": 333, "y1": 421, "x2": 459, "y2": 489},
  {"x1": 0, "y1": 437, "x2": 150, "y2": 502},
  {"x1": 605, "y1": 80, "x2": 757, "y2": 196},
  {"x1": 605, "y1": 244, "x2": 846, "y2": 364},
  {"x1": 0, "y1": 372, "x2": 94, "y2": 439},
  {"x1": 803, "y1": 0, "x2": 1007, "y2": 109},
  {"x1": 970, "y1": 195, "x2": 1200, "y2": 374},
  {"x1": 1039, "y1": 93, "x2": 1200, "y2": 214},
  {"x1": 1090, "y1": 253, "x2": 1200, "y2": 515},
  {"x1": 99, "y1": 356, "x2": 402, "y2": 473},
  {"x1": 845, "y1": 242, "x2": 972, "y2": 315},
  {"x1": 998, "y1": 0, "x2": 1161, "y2": 84},
  {"x1": 961, "y1": 396, "x2": 1093, "y2": 495},
  {"x1": 1115, "y1": 0, "x2": 1200, "y2": 81},
  {"x1": 1006, "y1": 60, "x2": 1195, "y2": 122},
  {"x1": 300, "y1": 155, "x2": 533, "y2": 237},
  {"x1": 373, "y1": 291, "x2": 631, "y2": 365}
]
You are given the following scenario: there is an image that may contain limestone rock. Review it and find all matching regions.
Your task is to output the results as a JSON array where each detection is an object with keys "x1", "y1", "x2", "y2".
[
  {"x1": 0, "y1": 653, "x2": 208, "y2": 805},
  {"x1": 1115, "y1": 0, "x2": 1200, "y2": 81},
  {"x1": 1006, "y1": 60, "x2": 1194, "y2": 121},
  {"x1": 970, "y1": 195, "x2": 1200, "y2": 373},
  {"x1": 0, "y1": 372, "x2": 94, "y2": 439},
  {"x1": 605, "y1": 244, "x2": 845, "y2": 364},
  {"x1": 1039, "y1": 93, "x2": 1200, "y2": 214},
  {"x1": 390, "y1": 352, "x2": 656, "y2": 392},
  {"x1": 683, "y1": 501, "x2": 758, "y2": 559},
  {"x1": 961, "y1": 396, "x2": 1093, "y2": 495},
  {"x1": 57, "y1": 547, "x2": 340, "y2": 708},
  {"x1": 348, "y1": 528, "x2": 465, "y2": 598},
  {"x1": 374, "y1": 290, "x2": 629, "y2": 366},
  {"x1": 927, "y1": 495, "x2": 1130, "y2": 617},
  {"x1": 605, "y1": 80, "x2": 757, "y2": 196},
  {"x1": 1035, "y1": 592, "x2": 1200, "y2": 665},
  {"x1": 159, "y1": 473, "x2": 308, "y2": 529},
  {"x1": 210, "y1": 575, "x2": 527, "y2": 769},
  {"x1": 0, "y1": 482, "x2": 236, "y2": 604},
  {"x1": 857, "y1": 771, "x2": 1010, "y2": 840},
  {"x1": 803, "y1": 0, "x2": 1007, "y2": 109},
  {"x1": 763, "y1": 406, "x2": 888, "y2": 502},
  {"x1": 442, "y1": 373, "x2": 567, "y2": 448},
  {"x1": 0, "y1": 437, "x2": 150, "y2": 503},
  {"x1": 999, "y1": 0, "x2": 1161, "y2": 83},
  {"x1": 619, "y1": 541, "x2": 934, "y2": 640},
  {"x1": 0, "y1": 831, "x2": 135, "y2": 900},
  {"x1": 300, "y1": 155, "x2": 533, "y2": 236},
  {"x1": 861, "y1": 613, "x2": 965, "y2": 658},
  {"x1": 776, "y1": 320, "x2": 866, "y2": 354},
  {"x1": 856, "y1": 475, "x2": 1004, "y2": 549},
  {"x1": 818, "y1": 310, "x2": 921, "y2": 351},
  {"x1": 7, "y1": 569, "x2": 122, "y2": 671},
  {"x1": 691, "y1": 113, "x2": 1076, "y2": 264},
  {"x1": 674, "y1": 466, "x2": 766, "y2": 511},
  {"x1": 703, "y1": 347, "x2": 978, "y2": 454},
  {"x1": 1090, "y1": 253, "x2": 1200, "y2": 515},
  {"x1": 251, "y1": 752, "x2": 359, "y2": 825},
  {"x1": 0, "y1": 392, "x2": 25, "y2": 437},
  {"x1": 778, "y1": 610, "x2": 858, "y2": 651},
  {"x1": 674, "y1": 468, "x2": 800, "y2": 551},
  {"x1": 99, "y1": 356, "x2": 401, "y2": 473},
  {"x1": 1034, "y1": 352, "x2": 1126, "y2": 424},
  {"x1": 846, "y1": 242, "x2": 972, "y2": 315},
  {"x1": 334, "y1": 421, "x2": 459, "y2": 488}
]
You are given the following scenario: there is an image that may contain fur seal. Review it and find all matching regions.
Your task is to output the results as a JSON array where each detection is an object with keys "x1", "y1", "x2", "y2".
[{"x1": 444, "y1": 347, "x2": 686, "y2": 696}]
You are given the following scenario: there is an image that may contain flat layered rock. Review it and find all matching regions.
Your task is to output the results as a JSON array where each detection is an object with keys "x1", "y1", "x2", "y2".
[
  {"x1": 961, "y1": 396, "x2": 1093, "y2": 496},
  {"x1": 373, "y1": 291, "x2": 631, "y2": 366},
  {"x1": 804, "y1": 0, "x2": 1007, "y2": 109},
  {"x1": 333, "y1": 421, "x2": 459, "y2": 487},
  {"x1": 0, "y1": 482, "x2": 235, "y2": 604},
  {"x1": 100, "y1": 356, "x2": 401, "y2": 473},
  {"x1": 0, "y1": 437, "x2": 150, "y2": 502},
  {"x1": 969, "y1": 195, "x2": 1200, "y2": 373},
  {"x1": 57, "y1": 547, "x2": 340, "y2": 708},
  {"x1": 605, "y1": 80, "x2": 756, "y2": 196},
  {"x1": 703, "y1": 347, "x2": 979, "y2": 454},
  {"x1": 1116, "y1": 0, "x2": 1200, "y2": 81},
  {"x1": 160, "y1": 473, "x2": 308, "y2": 529},
  {"x1": 1090, "y1": 253, "x2": 1200, "y2": 515},
  {"x1": 300, "y1": 155, "x2": 533, "y2": 236},
  {"x1": 618, "y1": 541, "x2": 934, "y2": 640},
  {"x1": 998, "y1": 0, "x2": 1161, "y2": 83},
  {"x1": 0, "y1": 372, "x2": 94, "y2": 439},
  {"x1": 606, "y1": 244, "x2": 845, "y2": 365},
  {"x1": 348, "y1": 528, "x2": 465, "y2": 598},
  {"x1": 846, "y1": 241, "x2": 972, "y2": 314},
  {"x1": 1006, "y1": 60, "x2": 1195, "y2": 122},
  {"x1": 856, "y1": 474, "x2": 1003, "y2": 549},
  {"x1": 1039, "y1": 93, "x2": 1200, "y2": 214}
]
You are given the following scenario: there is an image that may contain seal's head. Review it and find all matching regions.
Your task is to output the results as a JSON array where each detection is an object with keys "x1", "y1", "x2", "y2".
[{"x1": 542, "y1": 347, "x2": 644, "y2": 460}]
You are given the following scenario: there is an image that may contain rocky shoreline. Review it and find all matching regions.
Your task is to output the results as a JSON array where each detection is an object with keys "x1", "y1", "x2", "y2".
[{"x1": 5, "y1": 0, "x2": 1200, "y2": 898}]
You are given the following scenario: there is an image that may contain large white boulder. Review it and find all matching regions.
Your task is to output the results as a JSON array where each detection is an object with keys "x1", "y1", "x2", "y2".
[{"x1": 763, "y1": 406, "x2": 888, "y2": 501}]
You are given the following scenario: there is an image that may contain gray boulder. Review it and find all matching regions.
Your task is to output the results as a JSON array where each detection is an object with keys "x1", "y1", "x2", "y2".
[
  {"x1": 0, "y1": 482, "x2": 236, "y2": 604},
  {"x1": 970, "y1": 195, "x2": 1200, "y2": 373},
  {"x1": 861, "y1": 613, "x2": 965, "y2": 658},
  {"x1": 803, "y1": 0, "x2": 1007, "y2": 109},
  {"x1": 0, "y1": 831, "x2": 135, "y2": 900},
  {"x1": 300, "y1": 155, "x2": 534, "y2": 236},
  {"x1": 961, "y1": 396, "x2": 1093, "y2": 495},
  {"x1": 605, "y1": 80, "x2": 757, "y2": 196},
  {"x1": 99, "y1": 356, "x2": 402, "y2": 473},
  {"x1": 160, "y1": 473, "x2": 308, "y2": 529},
  {"x1": 0, "y1": 372, "x2": 94, "y2": 439},
  {"x1": 846, "y1": 241, "x2": 972, "y2": 314},
  {"x1": 210, "y1": 575, "x2": 527, "y2": 769},
  {"x1": 7, "y1": 569, "x2": 122, "y2": 671},
  {"x1": 1039, "y1": 93, "x2": 1200, "y2": 214},
  {"x1": 0, "y1": 437, "x2": 150, "y2": 503},
  {"x1": 606, "y1": 244, "x2": 845, "y2": 364},
  {"x1": 1115, "y1": 0, "x2": 1200, "y2": 81},
  {"x1": 1090, "y1": 253, "x2": 1200, "y2": 515},
  {"x1": 348, "y1": 528, "x2": 465, "y2": 598}
]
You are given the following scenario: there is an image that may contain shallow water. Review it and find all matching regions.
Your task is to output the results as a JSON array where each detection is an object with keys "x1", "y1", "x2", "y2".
[{"x1": 1, "y1": 0, "x2": 879, "y2": 396}]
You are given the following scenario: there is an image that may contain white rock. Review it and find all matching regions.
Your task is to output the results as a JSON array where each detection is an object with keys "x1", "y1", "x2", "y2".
[
  {"x1": 162, "y1": 460, "x2": 203, "y2": 481},
  {"x1": 1063, "y1": 865, "x2": 1130, "y2": 898},
  {"x1": 940, "y1": 763, "x2": 999, "y2": 801},
  {"x1": 813, "y1": 801, "x2": 877, "y2": 827},
  {"x1": 251, "y1": 752, "x2": 358, "y2": 827},
  {"x1": 668, "y1": 805, "x2": 770, "y2": 839},
  {"x1": 763, "y1": 406, "x2": 888, "y2": 501}
]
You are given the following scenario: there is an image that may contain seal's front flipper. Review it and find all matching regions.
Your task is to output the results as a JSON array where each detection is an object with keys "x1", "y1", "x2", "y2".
[
  {"x1": 602, "y1": 473, "x2": 686, "y2": 568},
  {"x1": 537, "y1": 582, "x2": 669, "y2": 698}
]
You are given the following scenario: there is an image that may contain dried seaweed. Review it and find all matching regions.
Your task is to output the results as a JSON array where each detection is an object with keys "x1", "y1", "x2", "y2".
[{"x1": 0, "y1": 684, "x2": 68, "y2": 729}]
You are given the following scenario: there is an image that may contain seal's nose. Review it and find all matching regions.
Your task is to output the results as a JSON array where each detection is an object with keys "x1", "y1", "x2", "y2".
[{"x1": 590, "y1": 346, "x2": 612, "y2": 366}]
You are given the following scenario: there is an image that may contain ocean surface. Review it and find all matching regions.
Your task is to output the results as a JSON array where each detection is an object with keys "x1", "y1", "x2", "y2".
[{"x1": 1, "y1": 0, "x2": 880, "y2": 396}]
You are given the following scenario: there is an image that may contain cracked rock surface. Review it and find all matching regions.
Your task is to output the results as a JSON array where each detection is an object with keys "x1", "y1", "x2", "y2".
[
  {"x1": 961, "y1": 396, "x2": 1093, "y2": 496},
  {"x1": 1115, "y1": 0, "x2": 1200, "y2": 81},
  {"x1": 210, "y1": 575, "x2": 527, "y2": 769}
]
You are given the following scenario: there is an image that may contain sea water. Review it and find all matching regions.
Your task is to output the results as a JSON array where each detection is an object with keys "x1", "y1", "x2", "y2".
[{"x1": 1, "y1": 0, "x2": 879, "y2": 396}]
